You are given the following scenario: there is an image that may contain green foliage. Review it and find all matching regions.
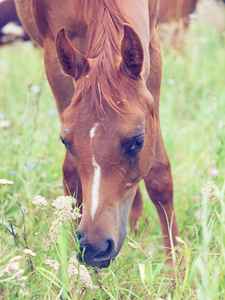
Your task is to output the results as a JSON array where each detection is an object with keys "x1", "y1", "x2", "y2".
[{"x1": 0, "y1": 15, "x2": 225, "y2": 299}]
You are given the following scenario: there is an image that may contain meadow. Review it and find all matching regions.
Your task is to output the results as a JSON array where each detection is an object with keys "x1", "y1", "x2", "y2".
[{"x1": 0, "y1": 15, "x2": 225, "y2": 299}]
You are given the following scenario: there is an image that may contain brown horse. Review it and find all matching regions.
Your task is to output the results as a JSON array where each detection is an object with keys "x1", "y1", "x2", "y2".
[
  {"x1": 158, "y1": 0, "x2": 198, "y2": 26},
  {"x1": 15, "y1": 0, "x2": 180, "y2": 268},
  {"x1": 0, "y1": 0, "x2": 29, "y2": 45},
  {"x1": 157, "y1": 0, "x2": 198, "y2": 49}
]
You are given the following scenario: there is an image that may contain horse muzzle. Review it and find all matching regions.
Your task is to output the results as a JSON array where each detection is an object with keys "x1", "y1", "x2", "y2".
[{"x1": 77, "y1": 230, "x2": 116, "y2": 268}]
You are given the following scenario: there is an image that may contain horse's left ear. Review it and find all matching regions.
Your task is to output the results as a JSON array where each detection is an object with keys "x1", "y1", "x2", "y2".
[
  {"x1": 120, "y1": 24, "x2": 144, "y2": 79},
  {"x1": 56, "y1": 28, "x2": 89, "y2": 80}
]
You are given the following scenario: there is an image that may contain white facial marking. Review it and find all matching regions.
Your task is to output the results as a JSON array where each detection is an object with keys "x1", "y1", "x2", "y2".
[
  {"x1": 90, "y1": 122, "x2": 99, "y2": 139},
  {"x1": 90, "y1": 123, "x2": 101, "y2": 220},
  {"x1": 91, "y1": 156, "x2": 101, "y2": 220}
]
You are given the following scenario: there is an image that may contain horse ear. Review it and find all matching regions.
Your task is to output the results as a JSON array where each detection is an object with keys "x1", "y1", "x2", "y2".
[
  {"x1": 56, "y1": 28, "x2": 89, "y2": 80},
  {"x1": 120, "y1": 25, "x2": 144, "y2": 79}
]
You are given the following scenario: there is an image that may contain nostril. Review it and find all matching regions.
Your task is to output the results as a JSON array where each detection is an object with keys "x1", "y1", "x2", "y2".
[
  {"x1": 77, "y1": 236, "x2": 116, "y2": 267},
  {"x1": 94, "y1": 238, "x2": 115, "y2": 261}
]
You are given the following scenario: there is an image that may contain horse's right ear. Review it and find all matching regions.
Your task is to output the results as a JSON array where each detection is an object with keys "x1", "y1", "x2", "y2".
[{"x1": 56, "y1": 28, "x2": 89, "y2": 80}]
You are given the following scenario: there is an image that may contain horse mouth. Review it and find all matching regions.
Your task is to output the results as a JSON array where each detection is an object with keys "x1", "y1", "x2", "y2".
[{"x1": 77, "y1": 251, "x2": 113, "y2": 268}]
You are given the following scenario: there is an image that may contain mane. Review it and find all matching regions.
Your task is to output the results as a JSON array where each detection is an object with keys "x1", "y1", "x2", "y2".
[{"x1": 74, "y1": 0, "x2": 130, "y2": 114}]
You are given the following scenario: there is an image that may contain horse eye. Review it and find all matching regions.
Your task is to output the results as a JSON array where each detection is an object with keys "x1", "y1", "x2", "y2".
[
  {"x1": 60, "y1": 136, "x2": 72, "y2": 153},
  {"x1": 129, "y1": 135, "x2": 145, "y2": 153}
]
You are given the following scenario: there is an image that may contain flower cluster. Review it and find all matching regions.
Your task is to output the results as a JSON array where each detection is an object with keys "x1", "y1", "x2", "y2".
[
  {"x1": 200, "y1": 181, "x2": 217, "y2": 200},
  {"x1": 31, "y1": 195, "x2": 48, "y2": 210},
  {"x1": 0, "y1": 120, "x2": 11, "y2": 129},
  {"x1": 1, "y1": 255, "x2": 27, "y2": 288},
  {"x1": 79, "y1": 265, "x2": 94, "y2": 289},
  {"x1": 68, "y1": 254, "x2": 94, "y2": 289},
  {"x1": 42, "y1": 219, "x2": 62, "y2": 247},
  {"x1": 68, "y1": 255, "x2": 79, "y2": 278},
  {"x1": 0, "y1": 179, "x2": 14, "y2": 185},
  {"x1": 52, "y1": 196, "x2": 81, "y2": 222},
  {"x1": 23, "y1": 249, "x2": 37, "y2": 257},
  {"x1": 44, "y1": 259, "x2": 60, "y2": 271},
  {"x1": 42, "y1": 196, "x2": 81, "y2": 247}
]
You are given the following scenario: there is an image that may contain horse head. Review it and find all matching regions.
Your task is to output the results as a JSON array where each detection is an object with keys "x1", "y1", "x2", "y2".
[{"x1": 56, "y1": 25, "x2": 156, "y2": 267}]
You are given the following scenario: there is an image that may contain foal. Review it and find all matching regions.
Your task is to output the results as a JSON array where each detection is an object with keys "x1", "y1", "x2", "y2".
[{"x1": 15, "y1": 0, "x2": 180, "y2": 267}]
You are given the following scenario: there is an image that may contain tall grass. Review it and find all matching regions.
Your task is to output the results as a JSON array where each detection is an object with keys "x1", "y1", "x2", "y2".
[{"x1": 0, "y1": 15, "x2": 225, "y2": 299}]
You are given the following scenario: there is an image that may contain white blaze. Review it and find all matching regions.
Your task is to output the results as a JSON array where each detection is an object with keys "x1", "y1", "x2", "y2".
[{"x1": 90, "y1": 123, "x2": 101, "y2": 220}]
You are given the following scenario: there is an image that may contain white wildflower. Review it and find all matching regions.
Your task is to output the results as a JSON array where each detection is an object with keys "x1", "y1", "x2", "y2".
[
  {"x1": 79, "y1": 265, "x2": 94, "y2": 289},
  {"x1": 5, "y1": 262, "x2": 20, "y2": 274},
  {"x1": 68, "y1": 254, "x2": 79, "y2": 277},
  {"x1": 44, "y1": 259, "x2": 60, "y2": 271},
  {"x1": 52, "y1": 196, "x2": 81, "y2": 222},
  {"x1": 42, "y1": 219, "x2": 62, "y2": 247},
  {"x1": 8, "y1": 262, "x2": 20, "y2": 272},
  {"x1": 23, "y1": 249, "x2": 37, "y2": 257},
  {"x1": 68, "y1": 263, "x2": 78, "y2": 278},
  {"x1": 31, "y1": 195, "x2": 48, "y2": 209},
  {"x1": 9, "y1": 255, "x2": 22, "y2": 263},
  {"x1": 71, "y1": 209, "x2": 82, "y2": 221},
  {"x1": 0, "y1": 179, "x2": 14, "y2": 185},
  {"x1": 200, "y1": 181, "x2": 217, "y2": 200},
  {"x1": 0, "y1": 120, "x2": 11, "y2": 129},
  {"x1": 42, "y1": 235, "x2": 52, "y2": 248},
  {"x1": 67, "y1": 254, "x2": 93, "y2": 288}
]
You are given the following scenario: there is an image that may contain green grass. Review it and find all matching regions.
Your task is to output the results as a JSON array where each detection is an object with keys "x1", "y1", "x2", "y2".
[{"x1": 0, "y1": 17, "x2": 225, "y2": 299}]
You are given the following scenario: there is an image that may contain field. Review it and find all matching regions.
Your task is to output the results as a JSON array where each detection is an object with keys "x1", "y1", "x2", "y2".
[{"x1": 1, "y1": 15, "x2": 225, "y2": 299}]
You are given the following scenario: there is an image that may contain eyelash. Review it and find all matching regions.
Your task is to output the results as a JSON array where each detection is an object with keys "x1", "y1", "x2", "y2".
[{"x1": 60, "y1": 136, "x2": 72, "y2": 153}]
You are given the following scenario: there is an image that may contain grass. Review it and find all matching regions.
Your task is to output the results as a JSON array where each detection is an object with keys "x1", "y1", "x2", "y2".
[{"x1": 0, "y1": 15, "x2": 225, "y2": 299}]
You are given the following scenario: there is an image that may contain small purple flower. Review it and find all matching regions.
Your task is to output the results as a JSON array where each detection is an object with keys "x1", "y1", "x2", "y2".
[
  {"x1": 188, "y1": 13, "x2": 197, "y2": 20},
  {"x1": 20, "y1": 283, "x2": 25, "y2": 288},
  {"x1": 0, "y1": 112, "x2": 4, "y2": 119},
  {"x1": 210, "y1": 168, "x2": 219, "y2": 178},
  {"x1": 167, "y1": 78, "x2": 174, "y2": 85},
  {"x1": 31, "y1": 98, "x2": 36, "y2": 103},
  {"x1": 27, "y1": 163, "x2": 35, "y2": 171},
  {"x1": 32, "y1": 86, "x2": 41, "y2": 93},
  {"x1": 48, "y1": 108, "x2": 56, "y2": 115},
  {"x1": 21, "y1": 119, "x2": 28, "y2": 127}
]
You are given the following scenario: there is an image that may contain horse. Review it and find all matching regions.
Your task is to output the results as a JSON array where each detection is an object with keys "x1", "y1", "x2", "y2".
[
  {"x1": 157, "y1": 0, "x2": 198, "y2": 50},
  {"x1": 14, "y1": 0, "x2": 180, "y2": 268},
  {"x1": 0, "y1": 0, "x2": 29, "y2": 45},
  {"x1": 158, "y1": 0, "x2": 198, "y2": 26}
]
